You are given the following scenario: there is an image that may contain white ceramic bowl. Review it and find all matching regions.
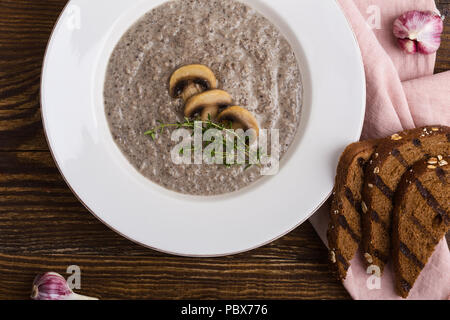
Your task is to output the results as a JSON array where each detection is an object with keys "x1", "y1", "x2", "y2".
[{"x1": 41, "y1": 0, "x2": 365, "y2": 256}]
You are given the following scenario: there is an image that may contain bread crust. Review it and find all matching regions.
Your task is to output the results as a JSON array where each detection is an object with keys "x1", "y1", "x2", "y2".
[
  {"x1": 327, "y1": 140, "x2": 378, "y2": 280},
  {"x1": 361, "y1": 126, "x2": 450, "y2": 274},
  {"x1": 392, "y1": 156, "x2": 449, "y2": 298}
]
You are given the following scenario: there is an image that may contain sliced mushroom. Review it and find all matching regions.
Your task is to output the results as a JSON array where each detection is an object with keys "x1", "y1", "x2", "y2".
[
  {"x1": 184, "y1": 89, "x2": 232, "y2": 121},
  {"x1": 217, "y1": 106, "x2": 259, "y2": 137},
  {"x1": 169, "y1": 64, "x2": 217, "y2": 101}
]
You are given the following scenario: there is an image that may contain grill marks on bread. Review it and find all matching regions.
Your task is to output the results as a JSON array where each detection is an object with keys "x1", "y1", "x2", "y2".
[
  {"x1": 327, "y1": 140, "x2": 378, "y2": 280},
  {"x1": 392, "y1": 157, "x2": 450, "y2": 298},
  {"x1": 361, "y1": 126, "x2": 450, "y2": 273},
  {"x1": 327, "y1": 126, "x2": 449, "y2": 297}
]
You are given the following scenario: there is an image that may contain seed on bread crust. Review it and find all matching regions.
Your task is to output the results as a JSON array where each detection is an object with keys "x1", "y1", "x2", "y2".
[
  {"x1": 330, "y1": 250, "x2": 336, "y2": 264},
  {"x1": 361, "y1": 201, "x2": 368, "y2": 214},
  {"x1": 364, "y1": 253, "x2": 373, "y2": 264}
]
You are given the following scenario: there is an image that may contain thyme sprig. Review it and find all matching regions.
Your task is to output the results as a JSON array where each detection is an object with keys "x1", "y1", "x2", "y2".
[{"x1": 144, "y1": 117, "x2": 263, "y2": 169}]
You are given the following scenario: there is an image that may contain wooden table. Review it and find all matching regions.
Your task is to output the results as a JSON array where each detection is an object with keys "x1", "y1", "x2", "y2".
[{"x1": 0, "y1": 0, "x2": 448, "y2": 300}]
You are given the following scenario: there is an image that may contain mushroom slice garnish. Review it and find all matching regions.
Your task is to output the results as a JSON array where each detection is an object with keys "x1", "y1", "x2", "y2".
[
  {"x1": 184, "y1": 89, "x2": 232, "y2": 121},
  {"x1": 217, "y1": 106, "x2": 260, "y2": 137},
  {"x1": 169, "y1": 64, "x2": 218, "y2": 101}
]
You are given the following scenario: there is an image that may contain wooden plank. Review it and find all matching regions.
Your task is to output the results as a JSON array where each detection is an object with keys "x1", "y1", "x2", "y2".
[
  {"x1": 435, "y1": 0, "x2": 450, "y2": 73},
  {"x1": 0, "y1": 0, "x2": 447, "y2": 300},
  {"x1": 0, "y1": 252, "x2": 349, "y2": 300}
]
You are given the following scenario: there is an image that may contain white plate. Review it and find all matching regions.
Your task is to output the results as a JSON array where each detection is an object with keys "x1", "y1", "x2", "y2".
[{"x1": 41, "y1": 0, "x2": 365, "y2": 256}]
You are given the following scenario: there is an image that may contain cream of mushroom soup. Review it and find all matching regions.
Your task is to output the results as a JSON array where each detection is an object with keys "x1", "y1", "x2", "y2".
[{"x1": 104, "y1": 0, "x2": 302, "y2": 195}]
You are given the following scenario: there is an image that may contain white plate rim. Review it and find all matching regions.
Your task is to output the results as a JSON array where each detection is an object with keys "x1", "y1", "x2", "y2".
[{"x1": 41, "y1": 0, "x2": 366, "y2": 257}]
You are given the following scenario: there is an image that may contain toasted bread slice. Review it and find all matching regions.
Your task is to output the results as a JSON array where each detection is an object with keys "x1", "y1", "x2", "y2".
[
  {"x1": 361, "y1": 126, "x2": 450, "y2": 273},
  {"x1": 392, "y1": 156, "x2": 449, "y2": 298},
  {"x1": 327, "y1": 140, "x2": 378, "y2": 280}
]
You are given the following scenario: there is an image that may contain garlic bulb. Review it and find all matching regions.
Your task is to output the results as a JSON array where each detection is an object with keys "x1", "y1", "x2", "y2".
[
  {"x1": 393, "y1": 10, "x2": 444, "y2": 54},
  {"x1": 31, "y1": 272, "x2": 98, "y2": 300}
]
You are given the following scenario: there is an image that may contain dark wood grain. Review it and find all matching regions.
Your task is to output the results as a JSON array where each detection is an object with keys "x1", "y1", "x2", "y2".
[
  {"x1": 436, "y1": 0, "x2": 450, "y2": 73},
  {"x1": 0, "y1": 0, "x2": 448, "y2": 300}
]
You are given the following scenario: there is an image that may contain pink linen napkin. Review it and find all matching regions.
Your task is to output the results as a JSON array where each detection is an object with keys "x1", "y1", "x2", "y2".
[{"x1": 309, "y1": 0, "x2": 450, "y2": 300}]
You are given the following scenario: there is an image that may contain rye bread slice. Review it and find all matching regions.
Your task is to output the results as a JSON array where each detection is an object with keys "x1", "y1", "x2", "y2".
[
  {"x1": 361, "y1": 126, "x2": 450, "y2": 274},
  {"x1": 327, "y1": 140, "x2": 378, "y2": 280},
  {"x1": 392, "y1": 156, "x2": 449, "y2": 298}
]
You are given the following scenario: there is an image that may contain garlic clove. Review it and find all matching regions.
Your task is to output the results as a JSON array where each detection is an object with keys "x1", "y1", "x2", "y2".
[
  {"x1": 416, "y1": 25, "x2": 443, "y2": 54},
  {"x1": 31, "y1": 272, "x2": 98, "y2": 300},
  {"x1": 397, "y1": 38, "x2": 417, "y2": 54},
  {"x1": 393, "y1": 10, "x2": 444, "y2": 54}
]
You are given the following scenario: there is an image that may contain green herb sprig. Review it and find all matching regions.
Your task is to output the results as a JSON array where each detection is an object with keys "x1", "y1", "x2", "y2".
[{"x1": 145, "y1": 117, "x2": 263, "y2": 169}]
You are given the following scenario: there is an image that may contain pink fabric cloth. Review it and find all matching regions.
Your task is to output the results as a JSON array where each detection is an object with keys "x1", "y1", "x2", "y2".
[{"x1": 309, "y1": 0, "x2": 450, "y2": 300}]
